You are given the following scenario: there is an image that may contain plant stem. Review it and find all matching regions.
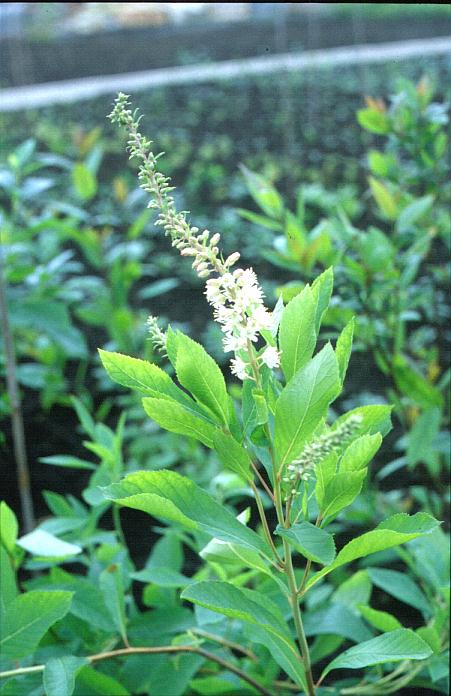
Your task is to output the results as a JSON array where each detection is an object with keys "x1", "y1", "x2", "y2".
[
  {"x1": 283, "y1": 538, "x2": 315, "y2": 696},
  {"x1": 250, "y1": 480, "x2": 284, "y2": 566},
  {"x1": 190, "y1": 628, "x2": 257, "y2": 660},
  {"x1": 0, "y1": 646, "x2": 272, "y2": 696},
  {"x1": 0, "y1": 242, "x2": 35, "y2": 533}
]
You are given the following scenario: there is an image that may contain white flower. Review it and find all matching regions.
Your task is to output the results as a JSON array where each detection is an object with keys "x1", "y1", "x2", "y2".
[
  {"x1": 230, "y1": 357, "x2": 249, "y2": 380},
  {"x1": 261, "y1": 346, "x2": 281, "y2": 369}
]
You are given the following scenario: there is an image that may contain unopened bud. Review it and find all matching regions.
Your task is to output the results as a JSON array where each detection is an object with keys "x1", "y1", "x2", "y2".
[{"x1": 225, "y1": 252, "x2": 240, "y2": 267}]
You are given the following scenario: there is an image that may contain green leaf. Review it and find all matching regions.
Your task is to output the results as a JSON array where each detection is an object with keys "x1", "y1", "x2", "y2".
[
  {"x1": 131, "y1": 567, "x2": 192, "y2": 588},
  {"x1": 406, "y1": 407, "x2": 442, "y2": 468},
  {"x1": 322, "y1": 629, "x2": 432, "y2": 679},
  {"x1": 16, "y1": 529, "x2": 82, "y2": 558},
  {"x1": 358, "y1": 604, "x2": 402, "y2": 632},
  {"x1": 0, "y1": 546, "x2": 17, "y2": 613},
  {"x1": 98, "y1": 349, "x2": 181, "y2": 400},
  {"x1": 0, "y1": 502, "x2": 18, "y2": 554},
  {"x1": 278, "y1": 284, "x2": 317, "y2": 381},
  {"x1": 240, "y1": 165, "x2": 284, "y2": 219},
  {"x1": 304, "y1": 603, "x2": 372, "y2": 643},
  {"x1": 142, "y1": 397, "x2": 218, "y2": 448},
  {"x1": 367, "y1": 567, "x2": 431, "y2": 615},
  {"x1": 10, "y1": 300, "x2": 87, "y2": 358},
  {"x1": 332, "y1": 570, "x2": 372, "y2": 609},
  {"x1": 311, "y1": 267, "x2": 334, "y2": 332},
  {"x1": 72, "y1": 163, "x2": 97, "y2": 200},
  {"x1": 369, "y1": 177, "x2": 398, "y2": 219},
  {"x1": 368, "y1": 150, "x2": 392, "y2": 177},
  {"x1": 339, "y1": 433, "x2": 382, "y2": 472},
  {"x1": 333, "y1": 404, "x2": 393, "y2": 438},
  {"x1": 212, "y1": 431, "x2": 252, "y2": 480},
  {"x1": 236, "y1": 208, "x2": 284, "y2": 231},
  {"x1": 357, "y1": 108, "x2": 390, "y2": 134},
  {"x1": 181, "y1": 581, "x2": 305, "y2": 686},
  {"x1": 319, "y1": 470, "x2": 367, "y2": 520},
  {"x1": 40, "y1": 455, "x2": 96, "y2": 471},
  {"x1": 0, "y1": 590, "x2": 73, "y2": 659},
  {"x1": 43, "y1": 656, "x2": 88, "y2": 696},
  {"x1": 315, "y1": 452, "x2": 339, "y2": 512},
  {"x1": 174, "y1": 334, "x2": 229, "y2": 425},
  {"x1": 76, "y1": 666, "x2": 130, "y2": 695},
  {"x1": 393, "y1": 355, "x2": 443, "y2": 409},
  {"x1": 305, "y1": 513, "x2": 439, "y2": 591},
  {"x1": 335, "y1": 318, "x2": 354, "y2": 383},
  {"x1": 397, "y1": 195, "x2": 434, "y2": 232},
  {"x1": 360, "y1": 228, "x2": 394, "y2": 273},
  {"x1": 102, "y1": 470, "x2": 267, "y2": 556},
  {"x1": 275, "y1": 344, "x2": 341, "y2": 469},
  {"x1": 99, "y1": 564, "x2": 127, "y2": 644},
  {"x1": 276, "y1": 522, "x2": 335, "y2": 565}
]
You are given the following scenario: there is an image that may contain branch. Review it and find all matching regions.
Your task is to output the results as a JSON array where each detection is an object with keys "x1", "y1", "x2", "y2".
[{"x1": 0, "y1": 645, "x2": 272, "y2": 696}]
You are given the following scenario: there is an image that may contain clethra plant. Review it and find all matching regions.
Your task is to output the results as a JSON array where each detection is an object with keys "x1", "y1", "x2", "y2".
[
  {"x1": 99, "y1": 95, "x2": 440, "y2": 693},
  {"x1": 0, "y1": 94, "x2": 446, "y2": 696}
]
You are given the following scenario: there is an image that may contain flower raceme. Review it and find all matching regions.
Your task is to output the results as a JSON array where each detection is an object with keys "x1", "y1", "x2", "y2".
[{"x1": 109, "y1": 93, "x2": 280, "y2": 380}]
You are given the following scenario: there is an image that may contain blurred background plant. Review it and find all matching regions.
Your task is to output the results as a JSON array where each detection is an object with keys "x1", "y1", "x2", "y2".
[{"x1": 238, "y1": 77, "x2": 450, "y2": 519}]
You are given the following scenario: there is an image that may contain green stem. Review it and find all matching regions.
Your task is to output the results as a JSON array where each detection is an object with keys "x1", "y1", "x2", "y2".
[
  {"x1": 244, "y1": 338, "x2": 314, "y2": 693},
  {"x1": 250, "y1": 480, "x2": 284, "y2": 567},
  {"x1": 283, "y1": 538, "x2": 316, "y2": 696}
]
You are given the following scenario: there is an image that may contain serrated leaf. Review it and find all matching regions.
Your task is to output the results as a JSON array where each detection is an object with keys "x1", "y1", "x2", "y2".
[
  {"x1": 181, "y1": 581, "x2": 305, "y2": 686},
  {"x1": 275, "y1": 344, "x2": 341, "y2": 469},
  {"x1": 276, "y1": 522, "x2": 335, "y2": 565},
  {"x1": 142, "y1": 397, "x2": 218, "y2": 448},
  {"x1": 0, "y1": 590, "x2": 73, "y2": 659},
  {"x1": 305, "y1": 513, "x2": 439, "y2": 592},
  {"x1": 278, "y1": 284, "x2": 317, "y2": 381},
  {"x1": 43, "y1": 656, "x2": 88, "y2": 696},
  {"x1": 102, "y1": 470, "x2": 267, "y2": 556},
  {"x1": 98, "y1": 349, "x2": 181, "y2": 401},
  {"x1": 174, "y1": 334, "x2": 229, "y2": 425},
  {"x1": 212, "y1": 431, "x2": 252, "y2": 480},
  {"x1": 322, "y1": 629, "x2": 432, "y2": 678},
  {"x1": 0, "y1": 502, "x2": 18, "y2": 554}
]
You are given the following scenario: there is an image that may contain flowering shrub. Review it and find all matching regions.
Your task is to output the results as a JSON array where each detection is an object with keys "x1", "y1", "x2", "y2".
[{"x1": 0, "y1": 94, "x2": 448, "y2": 696}]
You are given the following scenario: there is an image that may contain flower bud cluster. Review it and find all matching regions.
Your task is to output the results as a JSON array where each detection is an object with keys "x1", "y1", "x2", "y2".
[
  {"x1": 205, "y1": 268, "x2": 280, "y2": 380},
  {"x1": 109, "y1": 93, "x2": 281, "y2": 379},
  {"x1": 283, "y1": 414, "x2": 363, "y2": 498},
  {"x1": 146, "y1": 315, "x2": 167, "y2": 355}
]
